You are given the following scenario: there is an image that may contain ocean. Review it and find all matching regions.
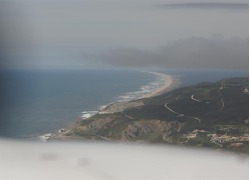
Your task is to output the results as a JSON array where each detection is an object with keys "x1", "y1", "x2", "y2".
[
  {"x1": 0, "y1": 69, "x2": 157, "y2": 139},
  {"x1": 0, "y1": 68, "x2": 248, "y2": 139}
]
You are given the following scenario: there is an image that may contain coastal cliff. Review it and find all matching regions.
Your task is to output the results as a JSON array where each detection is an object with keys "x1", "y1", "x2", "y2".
[{"x1": 52, "y1": 77, "x2": 249, "y2": 153}]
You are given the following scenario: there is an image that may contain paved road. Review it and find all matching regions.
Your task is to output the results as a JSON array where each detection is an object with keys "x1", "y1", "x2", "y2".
[
  {"x1": 164, "y1": 101, "x2": 201, "y2": 123},
  {"x1": 218, "y1": 81, "x2": 225, "y2": 111},
  {"x1": 122, "y1": 113, "x2": 134, "y2": 120},
  {"x1": 191, "y1": 95, "x2": 201, "y2": 102},
  {"x1": 164, "y1": 102, "x2": 181, "y2": 115}
]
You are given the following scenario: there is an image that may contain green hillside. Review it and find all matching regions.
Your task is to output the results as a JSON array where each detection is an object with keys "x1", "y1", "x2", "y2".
[{"x1": 64, "y1": 77, "x2": 249, "y2": 153}]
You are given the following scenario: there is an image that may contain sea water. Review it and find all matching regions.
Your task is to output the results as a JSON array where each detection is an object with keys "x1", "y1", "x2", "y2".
[
  {"x1": 0, "y1": 69, "x2": 158, "y2": 138},
  {"x1": 0, "y1": 68, "x2": 248, "y2": 139}
]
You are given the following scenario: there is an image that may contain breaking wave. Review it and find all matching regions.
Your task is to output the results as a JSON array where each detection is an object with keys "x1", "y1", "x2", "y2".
[{"x1": 116, "y1": 72, "x2": 168, "y2": 102}]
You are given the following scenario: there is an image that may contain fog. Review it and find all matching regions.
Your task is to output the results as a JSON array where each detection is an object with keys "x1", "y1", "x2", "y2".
[
  {"x1": 0, "y1": 138, "x2": 248, "y2": 180},
  {"x1": 0, "y1": 0, "x2": 248, "y2": 69},
  {"x1": 88, "y1": 36, "x2": 248, "y2": 69},
  {"x1": 0, "y1": 2, "x2": 248, "y2": 179}
]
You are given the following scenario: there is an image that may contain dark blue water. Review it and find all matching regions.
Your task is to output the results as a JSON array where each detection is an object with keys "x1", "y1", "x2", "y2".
[
  {"x1": 0, "y1": 69, "x2": 155, "y2": 138},
  {"x1": 0, "y1": 68, "x2": 248, "y2": 139}
]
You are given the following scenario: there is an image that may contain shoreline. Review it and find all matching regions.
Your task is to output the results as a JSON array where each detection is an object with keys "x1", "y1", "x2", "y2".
[
  {"x1": 98, "y1": 72, "x2": 178, "y2": 114},
  {"x1": 48, "y1": 72, "x2": 179, "y2": 141},
  {"x1": 141, "y1": 72, "x2": 178, "y2": 99}
]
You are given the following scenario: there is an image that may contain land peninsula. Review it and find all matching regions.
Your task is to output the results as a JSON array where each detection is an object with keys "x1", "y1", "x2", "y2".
[{"x1": 50, "y1": 75, "x2": 249, "y2": 154}]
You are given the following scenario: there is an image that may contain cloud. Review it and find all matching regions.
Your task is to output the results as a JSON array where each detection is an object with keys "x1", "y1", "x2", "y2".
[
  {"x1": 158, "y1": 2, "x2": 248, "y2": 10},
  {"x1": 0, "y1": 1, "x2": 247, "y2": 69},
  {"x1": 89, "y1": 36, "x2": 248, "y2": 70}
]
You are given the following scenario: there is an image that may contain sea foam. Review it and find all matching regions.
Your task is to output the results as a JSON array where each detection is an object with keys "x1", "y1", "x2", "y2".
[{"x1": 116, "y1": 72, "x2": 169, "y2": 102}]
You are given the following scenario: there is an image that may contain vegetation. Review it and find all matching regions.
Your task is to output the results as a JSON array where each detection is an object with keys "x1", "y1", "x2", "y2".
[{"x1": 67, "y1": 77, "x2": 249, "y2": 153}]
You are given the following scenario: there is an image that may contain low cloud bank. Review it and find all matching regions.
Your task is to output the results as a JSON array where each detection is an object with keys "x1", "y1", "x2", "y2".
[
  {"x1": 158, "y1": 2, "x2": 249, "y2": 10},
  {"x1": 91, "y1": 36, "x2": 248, "y2": 70}
]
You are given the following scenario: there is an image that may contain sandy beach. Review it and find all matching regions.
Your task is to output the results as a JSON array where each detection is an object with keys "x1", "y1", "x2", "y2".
[
  {"x1": 98, "y1": 72, "x2": 179, "y2": 114},
  {"x1": 142, "y1": 72, "x2": 178, "y2": 99},
  {"x1": 49, "y1": 72, "x2": 179, "y2": 141}
]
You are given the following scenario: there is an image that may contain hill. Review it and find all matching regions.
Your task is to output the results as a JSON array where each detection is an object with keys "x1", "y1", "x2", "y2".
[{"x1": 58, "y1": 77, "x2": 249, "y2": 153}]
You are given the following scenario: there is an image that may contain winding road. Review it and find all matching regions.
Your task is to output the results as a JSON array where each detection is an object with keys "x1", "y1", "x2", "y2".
[
  {"x1": 164, "y1": 102, "x2": 181, "y2": 115},
  {"x1": 218, "y1": 81, "x2": 225, "y2": 111},
  {"x1": 164, "y1": 101, "x2": 201, "y2": 123},
  {"x1": 122, "y1": 113, "x2": 134, "y2": 120},
  {"x1": 191, "y1": 95, "x2": 201, "y2": 102}
]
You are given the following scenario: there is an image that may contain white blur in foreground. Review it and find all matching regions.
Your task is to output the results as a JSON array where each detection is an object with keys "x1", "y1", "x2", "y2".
[{"x1": 0, "y1": 138, "x2": 248, "y2": 180}]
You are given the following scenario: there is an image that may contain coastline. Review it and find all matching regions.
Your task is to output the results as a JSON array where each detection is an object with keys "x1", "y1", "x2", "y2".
[
  {"x1": 141, "y1": 72, "x2": 178, "y2": 98},
  {"x1": 47, "y1": 72, "x2": 179, "y2": 141}
]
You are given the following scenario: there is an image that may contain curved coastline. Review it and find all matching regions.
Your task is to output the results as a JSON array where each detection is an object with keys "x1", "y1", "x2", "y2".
[
  {"x1": 47, "y1": 72, "x2": 179, "y2": 141},
  {"x1": 142, "y1": 72, "x2": 177, "y2": 98}
]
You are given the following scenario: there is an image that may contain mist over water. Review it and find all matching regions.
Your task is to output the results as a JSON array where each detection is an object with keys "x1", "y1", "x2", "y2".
[
  {"x1": 162, "y1": 69, "x2": 249, "y2": 87},
  {"x1": 0, "y1": 0, "x2": 248, "y2": 70},
  {"x1": 0, "y1": 2, "x2": 248, "y2": 179}
]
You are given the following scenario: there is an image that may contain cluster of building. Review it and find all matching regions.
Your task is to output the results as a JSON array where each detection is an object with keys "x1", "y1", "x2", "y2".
[
  {"x1": 208, "y1": 133, "x2": 248, "y2": 144},
  {"x1": 184, "y1": 128, "x2": 249, "y2": 147}
]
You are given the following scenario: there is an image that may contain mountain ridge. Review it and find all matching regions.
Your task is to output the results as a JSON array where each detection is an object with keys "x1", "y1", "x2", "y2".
[{"x1": 53, "y1": 77, "x2": 249, "y2": 153}]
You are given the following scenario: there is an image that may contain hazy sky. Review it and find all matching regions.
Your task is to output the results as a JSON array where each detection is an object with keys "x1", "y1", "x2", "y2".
[{"x1": 0, "y1": 0, "x2": 248, "y2": 69}]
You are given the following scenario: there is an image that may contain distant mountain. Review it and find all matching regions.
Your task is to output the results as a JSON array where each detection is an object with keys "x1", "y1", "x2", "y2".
[{"x1": 61, "y1": 77, "x2": 249, "y2": 153}]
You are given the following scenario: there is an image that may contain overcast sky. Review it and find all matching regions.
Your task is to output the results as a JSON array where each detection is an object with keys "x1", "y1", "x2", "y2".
[{"x1": 0, "y1": 0, "x2": 248, "y2": 70}]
